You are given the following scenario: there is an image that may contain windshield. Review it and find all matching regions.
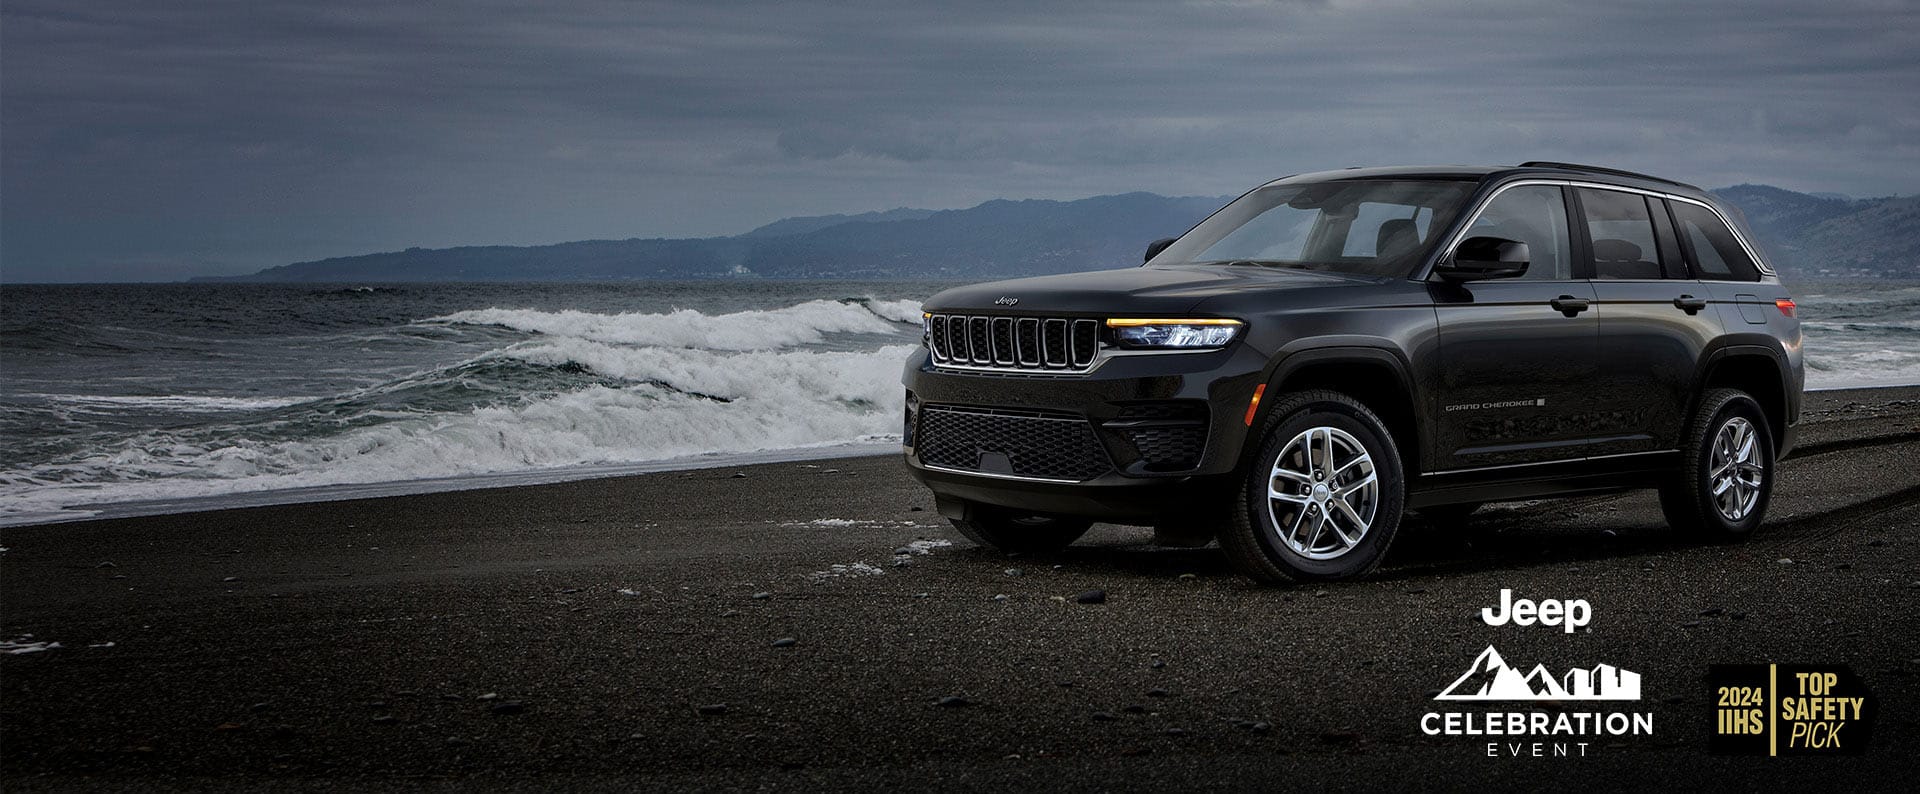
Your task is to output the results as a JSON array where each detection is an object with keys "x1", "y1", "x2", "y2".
[{"x1": 1150, "y1": 179, "x2": 1476, "y2": 277}]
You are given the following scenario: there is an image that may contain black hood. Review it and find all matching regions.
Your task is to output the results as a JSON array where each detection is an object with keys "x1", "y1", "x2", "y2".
[{"x1": 923, "y1": 265, "x2": 1375, "y2": 317}]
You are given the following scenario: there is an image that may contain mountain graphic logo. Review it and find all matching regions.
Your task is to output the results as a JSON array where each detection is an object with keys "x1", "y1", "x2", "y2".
[{"x1": 1435, "y1": 645, "x2": 1641, "y2": 701}]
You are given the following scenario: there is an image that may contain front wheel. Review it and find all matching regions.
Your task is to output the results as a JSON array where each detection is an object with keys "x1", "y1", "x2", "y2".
[
  {"x1": 1220, "y1": 390, "x2": 1406, "y2": 583},
  {"x1": 948, "y1": 505, "x2": 1091, "y2": 553},
  {"x1": 1660, "y1": 388, "x2": 1774, "y2": 540}
]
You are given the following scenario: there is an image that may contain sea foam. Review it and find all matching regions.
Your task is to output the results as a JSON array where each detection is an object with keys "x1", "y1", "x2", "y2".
[
  {"x1": 2, "y1": 298, "x2": 924, "y2": 525},
  {"x1": 429, "y1": 298, "x2": 917, "y2": 351}
]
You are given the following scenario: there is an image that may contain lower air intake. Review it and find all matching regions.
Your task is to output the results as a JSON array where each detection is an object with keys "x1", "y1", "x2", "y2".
[{"x1": 915, "y1": 405, "x2": 1113, "y2": 481}]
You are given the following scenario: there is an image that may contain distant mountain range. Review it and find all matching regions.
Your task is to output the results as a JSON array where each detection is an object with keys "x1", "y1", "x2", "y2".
[
  {"x1": 1712, "y1": 185, "x2": 1920, "y2": 278},
  {"x1": 198, "y1": 185, "x2": 1916, "y2": 283}
]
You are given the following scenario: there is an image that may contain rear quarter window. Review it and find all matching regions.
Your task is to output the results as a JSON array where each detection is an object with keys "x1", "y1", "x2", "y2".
[{"x1": 1672, "y1": 201, "x2": 1761, "y2": 281}]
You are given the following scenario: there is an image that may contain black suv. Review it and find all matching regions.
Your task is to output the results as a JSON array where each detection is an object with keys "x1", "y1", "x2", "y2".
[{"x1": 901, "y1": 163, "x2": 1803, "y2": 583}]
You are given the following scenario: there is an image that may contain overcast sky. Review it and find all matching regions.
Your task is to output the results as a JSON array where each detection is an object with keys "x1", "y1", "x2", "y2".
[{"x1": 3, "y1": 0, "x2": 1916, "y2": 282}]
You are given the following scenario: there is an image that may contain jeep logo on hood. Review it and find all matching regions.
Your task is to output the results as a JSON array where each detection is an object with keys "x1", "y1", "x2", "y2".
[{"x1": 994, "y1": 296, "x2": 1019, "y2": 306}]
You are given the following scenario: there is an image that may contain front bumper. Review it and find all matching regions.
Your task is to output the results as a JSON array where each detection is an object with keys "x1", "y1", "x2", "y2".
[{"x1": 899, "y1": 344, "x2": 1269, "y2": 523}]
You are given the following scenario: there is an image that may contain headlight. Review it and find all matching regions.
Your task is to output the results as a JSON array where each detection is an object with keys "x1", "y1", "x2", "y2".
[
  {"x1": 921, "y1": 312, "x2": 932, "y2": 347},
  {"x1": 1106, "y1": 318, "x2": 1243, "y2": 350}
]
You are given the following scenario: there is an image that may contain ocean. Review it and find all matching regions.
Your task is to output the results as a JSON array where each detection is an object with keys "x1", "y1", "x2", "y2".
[{"x1": 2, "y1": 279, "x2": 1916, "y2": 526}]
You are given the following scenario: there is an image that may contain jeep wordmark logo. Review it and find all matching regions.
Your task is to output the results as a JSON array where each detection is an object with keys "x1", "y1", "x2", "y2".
[
  {"x1": 1481, "y1": 588, "x2": 1591, "y2": 633},
  {"x1": 993, "y1": 296, "x2": 1018, "y2": 306}
]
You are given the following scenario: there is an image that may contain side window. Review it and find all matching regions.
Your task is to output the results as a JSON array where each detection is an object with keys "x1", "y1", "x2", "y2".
[
  {"x1": 1458, "y1": 185, "x2": 1571, "y2": 280},
  {"x1": 1672, "y1": 202, "x2": 1761, "y2": 281},
  {"x1": 1648, "y1": 199, "x2": 1690, "y2": 279},
  {"x1": 1577, "y1": 188, "x2": 1664, "y2": 280},
  {"x1": 1341, "y1": 202, "x2": 1432, "y2": 258}
]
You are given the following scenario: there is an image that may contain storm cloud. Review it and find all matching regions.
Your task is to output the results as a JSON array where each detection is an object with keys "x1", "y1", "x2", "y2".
[{"x1": 3, "y1": 0, "x2": 1916, "y2": 281}]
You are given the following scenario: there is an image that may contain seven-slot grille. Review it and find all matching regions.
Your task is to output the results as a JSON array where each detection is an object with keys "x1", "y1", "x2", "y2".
[{"x1": 926, "y1": 314, "x2": 1101, "y2": 373}]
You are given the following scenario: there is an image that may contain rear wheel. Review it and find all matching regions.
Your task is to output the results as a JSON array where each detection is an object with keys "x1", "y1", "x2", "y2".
[
  {"x1": 1660, "y1": 388, "x2": 1774, "y2": 540},
  {"x1": 948, "y1": 506, "x2": 1091, "y2": 553},
  {"x1": 1221, "y1": 390, "x2": 1406, "y2": 583}
]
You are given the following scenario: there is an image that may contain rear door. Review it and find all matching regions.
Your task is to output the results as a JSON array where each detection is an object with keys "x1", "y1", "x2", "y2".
[
  {"x1": 1577, "y1": 188, "x2": 1724, "y2": 454},
  {"x1": 1431, "y1": 184, "x2": 1601, "y2": 470}
]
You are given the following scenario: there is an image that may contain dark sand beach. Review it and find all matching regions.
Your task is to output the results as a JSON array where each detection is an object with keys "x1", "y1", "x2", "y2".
[{"x1": 4, "y1": 386, "x2": 1917, "y2": 790}]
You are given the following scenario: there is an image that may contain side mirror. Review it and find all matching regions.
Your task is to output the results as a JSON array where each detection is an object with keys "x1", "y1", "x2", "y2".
[
  {"x1": 1438, "y1": 236, "x2": 1530, "y2": 281},
  {"x1": 1144, "y1": 237, "x2": 1176, "y2": 263}
]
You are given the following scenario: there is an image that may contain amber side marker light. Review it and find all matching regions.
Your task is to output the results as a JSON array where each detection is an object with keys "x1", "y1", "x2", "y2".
[
  {"x1": 1775, "y1": 299, "x2": 1796, "y2": 317},
  {"x1": 1244, "y1": 383, "x2": 1267, "y2": 426}
]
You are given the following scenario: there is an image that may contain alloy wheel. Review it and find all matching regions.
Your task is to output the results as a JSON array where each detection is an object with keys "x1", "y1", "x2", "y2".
[
  {"x1": 1709, "y1": 415, "x2": 1764, "y2": 521},
  {"x1": 1265, "y1": 426, "x2": 1379, "y2": 560}
]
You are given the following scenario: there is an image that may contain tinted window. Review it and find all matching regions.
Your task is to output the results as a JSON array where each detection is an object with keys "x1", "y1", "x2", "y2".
[
  {"x1": 1578, "y1": 188, "x2": 1664, "y2": 280},
  {"x1": 1648, "y1": 199, "x2": 1690, "y2": 279},
  {"x1": 1672, "y1": 201, "x2": 1761, "y2": 281},
  {"x1": 1459, "y1": 185, "x2": 1571, "y2": 280}
]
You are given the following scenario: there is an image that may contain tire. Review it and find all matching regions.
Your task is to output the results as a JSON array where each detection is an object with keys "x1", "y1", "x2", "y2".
[
  {"x1": 948, "y1": 505, "x2": 1091, "y2": 553},
  {"x1": 1416, "y1": 502, "x2": 1483, "y2": 526},
  {"x1": 1660, "y1": 388, "x2": 1774, "y2": 541},
  {"x1": 1221, "y1": 390, "x2": 1406, "y2": 583}
]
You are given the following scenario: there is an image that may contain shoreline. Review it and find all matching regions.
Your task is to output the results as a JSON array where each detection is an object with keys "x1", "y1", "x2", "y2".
[
  {"x1": 7, "y1": 382, "x2": 1917, "y2": 530},
  {"x1": 2, "y1": 441, "x2": 900, "y2": 529}
]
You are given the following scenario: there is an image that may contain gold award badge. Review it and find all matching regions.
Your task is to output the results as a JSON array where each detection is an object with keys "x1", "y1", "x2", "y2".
[{"x1": 1709, "y1": 664, "x2": 1877, "y2": 755}]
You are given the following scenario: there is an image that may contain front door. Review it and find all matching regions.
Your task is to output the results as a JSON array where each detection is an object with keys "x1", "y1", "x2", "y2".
[{"x1": 1431, "y1": 184, "x2": 1602, "y2": 471}]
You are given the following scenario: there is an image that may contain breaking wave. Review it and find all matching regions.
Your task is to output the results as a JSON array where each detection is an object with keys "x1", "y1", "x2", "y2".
[
  {"x1": 428, "y1": 297, "x2": 922, "y2": 351},
  {"x1": 0, "y1": 296, "x2": 924, "y2": 525}
]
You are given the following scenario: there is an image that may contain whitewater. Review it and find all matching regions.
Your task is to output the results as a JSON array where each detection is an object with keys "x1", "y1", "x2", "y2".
[{"x1": 0, "y1": 283, "x2": 937, "y2": 525}]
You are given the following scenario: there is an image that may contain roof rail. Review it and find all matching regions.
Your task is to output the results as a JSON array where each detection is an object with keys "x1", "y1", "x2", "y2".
[{"x1": 1516, "y1": 161, "x2": 1699, "y2": 191}]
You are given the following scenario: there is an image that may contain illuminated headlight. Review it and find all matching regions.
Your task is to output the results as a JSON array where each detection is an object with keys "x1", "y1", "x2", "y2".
[
  {"x1": 921, "y1": 312, "x2": 932, "y2": 347},
  {"x1": 1106, "y1": 318, "x2": 1244, "y2": 350}
]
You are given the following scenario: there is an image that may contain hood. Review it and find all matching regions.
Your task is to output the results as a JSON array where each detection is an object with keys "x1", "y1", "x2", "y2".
[{"x1": 924, "y1": 265, "x2": 1373, "y2": 317}]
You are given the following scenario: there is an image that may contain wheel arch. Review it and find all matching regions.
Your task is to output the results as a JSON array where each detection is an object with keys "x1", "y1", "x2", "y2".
[
  {"x1": 1248, "y1": 344, "x2": 1424, "y2": 477},
  {"x1": 1696, "y1": 346, "x2": 1791, "y2": 453}
]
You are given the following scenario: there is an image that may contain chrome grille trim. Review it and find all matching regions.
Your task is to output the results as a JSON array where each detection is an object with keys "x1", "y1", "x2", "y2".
[{"x1": 926, "y1": 314, "x2": 1103, "y2": 374}]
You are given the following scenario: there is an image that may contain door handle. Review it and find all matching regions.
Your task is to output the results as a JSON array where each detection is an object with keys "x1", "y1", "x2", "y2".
[
  {"x1": 1674, "y1": 295, "x2": 1708, "y2": 314},
  {"x1": 1550, "y1": 295, "x2": 1590, "y2": 317}
]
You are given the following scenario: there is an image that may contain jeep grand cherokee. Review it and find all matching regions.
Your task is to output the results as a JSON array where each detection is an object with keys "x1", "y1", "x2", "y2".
[{"x1": 901, "y1": 162, "x2": 1803, "y2": 583}]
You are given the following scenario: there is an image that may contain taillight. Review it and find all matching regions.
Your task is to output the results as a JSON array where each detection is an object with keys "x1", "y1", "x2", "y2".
[{"x1": 1775, "y1": 299, "x2": 1796, "y2": 317}]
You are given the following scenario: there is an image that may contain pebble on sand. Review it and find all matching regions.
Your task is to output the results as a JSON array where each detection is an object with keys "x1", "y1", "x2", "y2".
[{"x1": 1074, "y1": 589, "x2": 1107, "y2": 604}]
